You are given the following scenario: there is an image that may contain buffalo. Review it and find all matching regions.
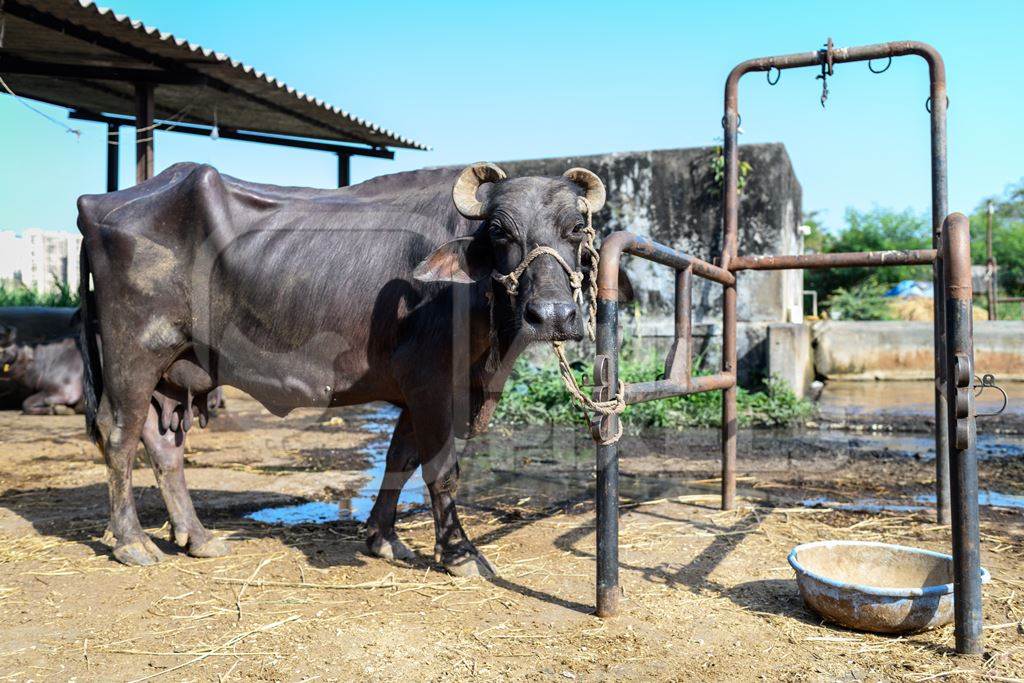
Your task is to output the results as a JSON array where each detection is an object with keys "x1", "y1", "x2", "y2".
[
  {"x1": 0, "y1": 308, "x2": 225, "y2": 417},
  {"x1": 0, "y1": 308, "x2": 83, "y2": 414},
  {"x1": 78, "y1": 161, "x2": 616, "y2": 575}
]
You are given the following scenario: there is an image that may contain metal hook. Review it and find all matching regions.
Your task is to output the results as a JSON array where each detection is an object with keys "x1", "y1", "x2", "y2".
[
  {"x1": 974, "y1": 373, "x2": 1008, "y2": 417},
  {"x1": 720, "y1": 114, "x2": 742, "y2": 129},
  {"x1": 868, "y1": 56, "x2": 892, "y2": 74},
  {"x1": 925, "y1": 96, "x2": 950, "y2": 113},
  {"x1": 766, "y1": 66, "x2": 781, "y2": 86},
  {"x1": 815, "y1": 37, "x2": 835, "y2": 108}
]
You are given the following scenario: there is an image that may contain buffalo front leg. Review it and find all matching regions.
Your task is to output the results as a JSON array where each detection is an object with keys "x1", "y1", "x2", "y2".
[
  {"x1": 141, "y1": 403, "x2": 229, "y2": 558},
  {"x1": 412, "y1": 409, "x2": 496, "y2": 578},
  {"x1": 364, "y1": 408, "x2": 418, "y2": 562}
]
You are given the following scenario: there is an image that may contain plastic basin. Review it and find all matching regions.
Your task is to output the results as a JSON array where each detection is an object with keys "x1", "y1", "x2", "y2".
[{"x1": 788, "y1": 540, "x2": 990, "y2": 634}]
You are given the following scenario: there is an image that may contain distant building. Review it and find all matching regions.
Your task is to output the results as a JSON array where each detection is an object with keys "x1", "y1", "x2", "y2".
[{"x1": 0, "y1": 229, "x2": 82, "y2": 295}]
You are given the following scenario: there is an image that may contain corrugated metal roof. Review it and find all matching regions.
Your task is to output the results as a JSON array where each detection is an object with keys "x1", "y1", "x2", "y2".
[{"x1": 0, "y1": 0, "x2": 428, "y2": 150}]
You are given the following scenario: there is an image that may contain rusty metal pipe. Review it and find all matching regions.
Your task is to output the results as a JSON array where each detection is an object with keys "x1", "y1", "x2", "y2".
[
  {"x1": 594, "y1": 298, "x2": 620, "y2": 618},
  {"x1": 597, "y1": 232, "x2": 734, "y2": 302},
  {"x1": 721, "y1": 284, "x2": 738, "y2": 510},
  {"x1": 664, "y1": 268, "x2": 693, "y2": 382},
  {"x1": 722, "y1": 38, "x2": 950, "y2": 523},
  {"x1": 730, "y1": 249, "x2": 937, "y2": 271},
  {"x1": 941, "y1": 213, "x2": 982, "y2": 655},
  {"x1": 623, "y1": 372, "x2": 736, "y2": 405}
]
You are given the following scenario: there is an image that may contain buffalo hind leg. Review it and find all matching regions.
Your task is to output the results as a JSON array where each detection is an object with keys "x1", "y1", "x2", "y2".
[
  {"x1": 141, "y1": 403, "x2": 229, "y2": 558},
  {"x1": 364, "y1": 408, "x2": 418, "y2": 562},
  {"x1": 95, "y1": 390, "x2": 166, "y2": 566}
]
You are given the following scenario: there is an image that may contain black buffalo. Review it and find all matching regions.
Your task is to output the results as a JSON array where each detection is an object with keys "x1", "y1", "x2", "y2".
[
  {"x1": 78, "y1": 161, "x2": 611, "y2": 575},
  {"x1": 0, "y1": 308, "x2": 83, "y2": 413}
]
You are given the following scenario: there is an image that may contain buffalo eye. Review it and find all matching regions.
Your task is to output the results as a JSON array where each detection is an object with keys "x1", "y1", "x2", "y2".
[
  {"x1": 566, "y1": 220, "x2": 587, "y2": 241},
  {"x1": 489, "y1": 220, "x2": 514, "y2": 242}
]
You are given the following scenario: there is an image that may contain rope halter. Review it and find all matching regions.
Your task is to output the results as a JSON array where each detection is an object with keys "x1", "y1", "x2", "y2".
[
  {"x1": 488, "y1": 198, "x2": 626, "y2": 444},
  {"x1": 490, "y1": 198, "x2": 601, "y2": 341}
]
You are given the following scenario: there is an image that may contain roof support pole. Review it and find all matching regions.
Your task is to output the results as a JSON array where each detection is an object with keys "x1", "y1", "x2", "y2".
[
  {"x1": 106, "y1": 122, "x2": 119, "y2": 192},
  {"x1": 134, "y1": 83, "x2": 154, "y2": 183},
  {"x1": 337, "y1": 152, "x2": 351, "y2": 188}
]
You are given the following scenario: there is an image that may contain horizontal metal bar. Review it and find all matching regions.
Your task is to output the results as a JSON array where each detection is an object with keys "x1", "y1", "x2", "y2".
[
  {"x1": 623, "y1": 372, "x2": 736, "y2": 405},
  {"x1": 727, "y1": 40, "x2": 943, "y2": 84},
  {"x1": 68, "y1": 110, "x2": 394, "y2": 158},
  {"x1": 0, "y1": 54, "x2": 205, "y2": 84},
  {"x1": 597, "y1": 232, "x2": 734, "y2": 300},
  {"x1": 730, "y1": 249, "x2": 937, "y2": 272}
]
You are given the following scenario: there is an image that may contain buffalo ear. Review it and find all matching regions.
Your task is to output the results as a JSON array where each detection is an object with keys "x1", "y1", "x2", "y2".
[
  {"x1": 617, "y1": 267, "x2": 635, "y2": 303},
  {"x1": 413, "y1": 236, "x2": 494, "y2": 284},
  {"x1": 0, "y1": 325, "x2": 15, "y2": 347}
]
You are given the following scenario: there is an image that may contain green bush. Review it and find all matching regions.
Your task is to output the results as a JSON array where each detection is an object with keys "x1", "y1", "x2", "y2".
[
  {"x1": 824, "y1": 282, "x2": 894, "y2": 321},
  {"x1": 493, "y1": 346, "x2": 813, "y2": 431},
  {"x1": 0, "y1": 280, "x2": 79, "y2": 307}
]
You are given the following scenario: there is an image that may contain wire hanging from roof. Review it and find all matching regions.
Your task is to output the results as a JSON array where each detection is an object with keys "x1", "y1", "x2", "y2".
[{"x1": 0, "y1": 73, "x2": 82, "y2": 139}]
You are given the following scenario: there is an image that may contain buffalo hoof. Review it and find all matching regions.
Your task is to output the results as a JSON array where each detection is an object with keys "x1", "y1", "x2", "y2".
[
  {"x1": 188, "y1": 535, "x2": 230, "y2": 559},
  {"x1": 366, "y1": 533, "x2": 415, "y2": 562},
  {"x1": 112, "y1": 536, "x2": 166, "y2": 566},
  {"x1": 440, "y1": 546, "x2": 498, "y2": 578}
]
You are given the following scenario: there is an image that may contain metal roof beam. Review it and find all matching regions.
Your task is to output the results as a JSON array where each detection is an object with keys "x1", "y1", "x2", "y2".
[
  {"x1": 68, "y1": 109, "x2": 395, "y2": 159},
  {"x1": 0, "y1": 54, "x2": 206, "y2": 85}
]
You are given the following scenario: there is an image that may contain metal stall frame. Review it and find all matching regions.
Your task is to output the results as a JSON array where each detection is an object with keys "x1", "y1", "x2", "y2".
[{"x1": 590, "y1": 41, "x2": 984, "y2": 656}]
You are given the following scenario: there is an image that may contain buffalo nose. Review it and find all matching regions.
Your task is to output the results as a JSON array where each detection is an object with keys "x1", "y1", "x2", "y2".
[{"x1": 524, "y1": 301, "x2": 578, "y2": 329}]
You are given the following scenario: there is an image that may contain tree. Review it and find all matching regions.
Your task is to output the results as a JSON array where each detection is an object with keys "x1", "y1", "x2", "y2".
[{"x1": 804, "y1": 207, "x2": 932, "y2": 299}]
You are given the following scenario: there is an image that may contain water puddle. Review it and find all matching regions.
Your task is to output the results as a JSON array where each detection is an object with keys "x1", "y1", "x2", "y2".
[
  {"x1": 246, "y1": 404, "x2": 427, "y2": 525},
  {"x1": 809, "y1": 431, "x2": 1024, "y2": 462},
  {"x1": 245, "y1": 403, "x2": 1024, "y2": 526},
  {"x1": 803, "y1": 489, "x2": 1024, "y2": 514}
]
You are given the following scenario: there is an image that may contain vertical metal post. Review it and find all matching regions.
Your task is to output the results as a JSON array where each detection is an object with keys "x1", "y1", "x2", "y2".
[
  {"x1": 338, "y1": 152, "x2": 351, "y2": 188},
  {"x1": 594, "y1": 297, "x2": 620, "y2": 617},
  {"x1": 942, "y1": 212, "x2": 983, "y2": 655},
  {"x1": 719, "y1": 99, "x2": 741, "y2": 510},
  {"x1": 134, "y1": 83, "x2": 155, "y2": 183},
  {"x1": 106, "y1": 122, "x2": 119, "y2": 192},
  {"x1": 926, "y1": 55, "x2": 951, "y2": 526},
  {"x1": 665, "y1": 268, "x2": 693, "y2": 380}
]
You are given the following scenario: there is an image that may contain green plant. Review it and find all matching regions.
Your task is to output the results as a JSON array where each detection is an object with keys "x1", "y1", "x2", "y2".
[
  {"x1": 709, "y1": 146, "x2": 752, "y2": 196},
  {"x1": 824, "y1": 282, "x2": 893, "y2": 321},
  {"x1": 493, "y1": 345, "x2": 813, "y2": 431},
  {"x1": 0, "y1": 278, "x2": 79, "y2": 307}
]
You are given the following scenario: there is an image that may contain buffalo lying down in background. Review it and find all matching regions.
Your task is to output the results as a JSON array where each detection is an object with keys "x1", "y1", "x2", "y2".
[
  {"x1": 0, "y1": 307, "x2": 223, "y2": 417},
  {"x1": 78, "y1": 161, "x2": 619, "y2": 575},
  {"x1": 0, "y1": 307, "x2": 83, "y2": 414}
]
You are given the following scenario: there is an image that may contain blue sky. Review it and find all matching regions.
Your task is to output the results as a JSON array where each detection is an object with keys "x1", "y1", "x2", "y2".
[{"x1": 1, "y1": 0, "x2": 1022, "y2": 234}]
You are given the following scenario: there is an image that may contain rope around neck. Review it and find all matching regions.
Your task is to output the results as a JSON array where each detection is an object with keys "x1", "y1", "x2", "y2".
[{"x1": 489, "y1": 200, "x2": 626, "y2": 444}]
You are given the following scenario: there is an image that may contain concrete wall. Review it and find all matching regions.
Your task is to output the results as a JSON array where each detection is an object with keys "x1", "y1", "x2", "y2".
[
  {"x1": 497, "y1": 144, "x2": 804, "y2": 386},
  {"x1": 768, "y1": 323, "x2": 814, "y2": 397},
  {"x1": 813, "y1": 320, "x2": 1024, "y2": 381}
]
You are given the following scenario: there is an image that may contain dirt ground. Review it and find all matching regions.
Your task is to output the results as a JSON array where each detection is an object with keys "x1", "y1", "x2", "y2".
[{"x1": 1, "y1": 390, "x2": 1023, "y2": 682}]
